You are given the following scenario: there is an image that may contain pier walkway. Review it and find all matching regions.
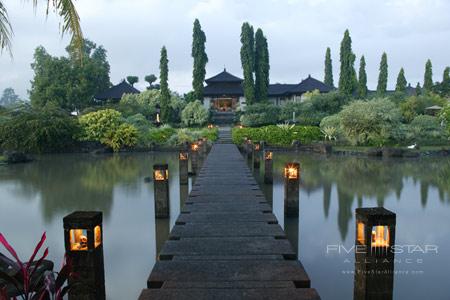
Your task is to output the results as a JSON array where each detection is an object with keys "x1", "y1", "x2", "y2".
[{"x1": 139, "y1": 129, "x2": 320, "y2": 299}]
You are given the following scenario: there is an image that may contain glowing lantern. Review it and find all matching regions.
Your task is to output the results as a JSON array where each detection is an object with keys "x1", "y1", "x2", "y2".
[
  {"x1": 284, "y1": 163, "x2": 300, "y2": 180},
  {"x1": 264, "y1": 151, "x2": 273, "y2": 160},
  {"x1": 207, "y1": 124, "x2": 214, "y2": 129},
  {"x1": 63, "y1": 211, "x2": 106, "y2": 299},
  {"x1": 254, "y1": 143, "x2": 261, "y2": 151},
  {"x1": 355, "y1": 207, "x2": 396, "y2": 251},
  {"x1": 191, "y1": 142, "x2": 199, "y2": 152},
  {"x1": 153, "y1": 164, "x2": 169, "y2": 181},
  {"x1": 179, "y1": 152, "x2": 188, "y2": 161}
]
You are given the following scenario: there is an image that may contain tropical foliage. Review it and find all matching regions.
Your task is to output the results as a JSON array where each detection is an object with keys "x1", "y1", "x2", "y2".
[
  {"x1": 240, "y1": 103, "x2": 280, "y2": 127},
  {"x1": 30, "y1": 40, "x2": 110, "y2": 112},
  {"x1": 78, "y1": 109, "x2": 138, "y2": 151},
  {"x1": 232, "y1": 125, "x2": 323, "y2": 146},
  {"x1": 181, "y1": 100, "x2": 209, "y2": 127},
  {"x1": 0, "y1": 104, "x2": 79, "y2": 153}
]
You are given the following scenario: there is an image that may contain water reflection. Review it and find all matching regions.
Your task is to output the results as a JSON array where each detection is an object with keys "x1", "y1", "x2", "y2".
[
  {"x1": 0, "y1": 152, "x2": 187, "y2": 300},
  {"x1": 252, "y1": 152, "x2": 450, "y2": 300}
]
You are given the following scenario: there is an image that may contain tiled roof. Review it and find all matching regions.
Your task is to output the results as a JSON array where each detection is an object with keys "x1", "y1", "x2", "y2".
[{"x1": 95, "y1": 81, "x2": 140, "y2": 100}]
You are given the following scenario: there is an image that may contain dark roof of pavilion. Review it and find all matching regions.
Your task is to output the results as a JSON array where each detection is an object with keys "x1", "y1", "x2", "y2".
[
  {"x1": 203, "y1": 71, "x2": 333, "y2": 97},
  {"x1": 205, "y1": 69, "x2": 243, "y2": 84},
  {"x1": 95, "y1": 81, "x2": 141, "y2": 101}
]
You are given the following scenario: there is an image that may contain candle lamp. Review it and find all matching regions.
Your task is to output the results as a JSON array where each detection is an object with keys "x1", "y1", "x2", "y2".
[
  {"x1": 153, "y1": 164, "x2": 170, "y2": 218},
  {"x1": 264, "y1": 151, "x2": 273, "y2": 184},
  {"x1": 63, "y1": 211, "x2": 105, "y2": 300},
  {"x1": 179, "y1": 151, "x2": 189, "y2": 185},
  {"x1": 284, "y1": 163, "x2": 300, "y2": 217}
]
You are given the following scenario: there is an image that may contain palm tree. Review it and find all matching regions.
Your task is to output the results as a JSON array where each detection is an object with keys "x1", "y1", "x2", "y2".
[{"x1": 0, "y1": 0, "x2": 83, "y2": 58}]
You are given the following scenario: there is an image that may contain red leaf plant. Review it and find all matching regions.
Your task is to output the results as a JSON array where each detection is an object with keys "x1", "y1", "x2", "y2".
[{"x1": 0, "y1": 232, "x2": 75, "y2": 300}]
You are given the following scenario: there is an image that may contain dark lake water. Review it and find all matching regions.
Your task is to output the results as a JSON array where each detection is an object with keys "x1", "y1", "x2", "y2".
[{"x1": 0, "y1": 152, "x2": 449, "y2": 299}]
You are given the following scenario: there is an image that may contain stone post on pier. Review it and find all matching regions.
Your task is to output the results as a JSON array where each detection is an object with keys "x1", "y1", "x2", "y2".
[
  {"x1": 153, "y1": 164, "x2": 170, "y2": 219},
  {"x1": 190, "y1": 142, "x2": 199, "y2": 175},
  {"x1": 179, "y1": 151, "x2": 189, "y2": 185},
  {"x1": 246, "y1": 140, "x2": 253, "y2": 162},
  {"x1": 253, "y1": 142, "x2": 261, "y2": 169},
  {"x1": 63, "y1": 211, "x2": 106, "y2": 300},
  {"x1": 354, "y1": 207, "x2": 396, "y2": 300},
  {"x1": 264, "y1": 151, "x2": 273, "y2": 183},
  {"x1": 284, "y1": 163, "x2": 300, "y2": 217}
]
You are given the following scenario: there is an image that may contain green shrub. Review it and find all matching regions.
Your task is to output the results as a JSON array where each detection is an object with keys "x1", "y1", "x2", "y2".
[
  {"x1": 439, "y1": 104, "x2": 450, "y2": 136},
  {"x1": 119, "y1": 90, "x2": 159, "y2": 118},
  {"x1": 0, "y1": 104, "x2": 79, "y2": 153},
  {"x1": 279, "y1": 101, "x2": 327, "y2": 126},
  {"x1": 126, "y1": 113, "x2": 153, "y2": 131},
  {"x1": 240, "y1": 103, "x2": 280, "y2": 127},
  {"x1": 320, "y1": 114, "x2": 342, "y2": 141},
  {"x1": 181, "y1": 100, "x2": 209, "y2": 127},
  {"x1": 79, "y1": 109, "x2": 138, "y2": 151},
  {"x1": 409, "y1": 115, "x2": 447, "y2": 144},
  {"x1": 232, "y1": 125, "x2": 322, "y2": 146},
  {"x1": 310, "y1": 91, "x2": 350, "y2": 115},
  {"x1": 338, "y1": 98, "x2": 401, "y2": 146},
  {"x1": 399, "y1": 93, "x2": 446, "y2": 123},
  {"x1": 147, "y1": 126, "x2": 177, "y2": 145}
]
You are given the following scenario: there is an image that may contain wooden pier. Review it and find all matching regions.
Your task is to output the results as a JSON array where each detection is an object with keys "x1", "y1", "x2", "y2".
[{"x1": 139, "y1": 129, "x2": 320, "y2": 299}]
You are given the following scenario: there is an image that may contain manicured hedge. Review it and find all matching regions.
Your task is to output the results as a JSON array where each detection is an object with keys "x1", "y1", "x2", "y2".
[{"x1": 232, "y1": 125, "x2": 323, "y2": 146}]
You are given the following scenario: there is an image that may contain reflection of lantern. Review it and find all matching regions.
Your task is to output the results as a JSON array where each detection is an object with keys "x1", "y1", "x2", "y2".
[
  {"x1": 63, "y1": 211, "x2": 105, "y2": 300},
  {"x1": 354, "y1": 207, "x2": 396, "y2": 300},
  {"x1": 284, "y1": 163, "x2": 300, "y2": 180},
  {"x1": 284, "y1": 163, "x2": 300, "y2": 217},
  {"x1": 264, "y1": 151, "x2": 273, "y2": 184}
]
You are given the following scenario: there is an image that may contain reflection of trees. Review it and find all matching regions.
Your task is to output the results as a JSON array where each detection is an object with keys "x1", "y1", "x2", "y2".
[
  {"x1": 0, "y1": 154, "x2": 146, "y2": 222},
  {"x1": 272, "y1": 153, "x2": 450, "y2": 242}
]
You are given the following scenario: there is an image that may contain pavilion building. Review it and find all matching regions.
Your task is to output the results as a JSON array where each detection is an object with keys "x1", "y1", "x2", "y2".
[{"x1": 203, "y1": 69, "x2": 333, "y2": 112}]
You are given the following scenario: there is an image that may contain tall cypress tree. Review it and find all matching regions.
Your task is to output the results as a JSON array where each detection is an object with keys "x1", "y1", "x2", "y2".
[
  {"x1": 357, "y1": 55, "x2": 367, "y2": 98},
  {"x1": 159, "y1": 46, "x2": 170, "y2": 123},
  {"x1": 254, "y1": 28, "x2": 270, "y2": 102},
  {"x1": 377, "y1": 52, "x2": 388, "y2": 96},
  {"x1": 423, "y1": 59, "x2": 433, "y2": 92},
  {"x1": 324, "y1": 47, "x2": 334, "y2": 87},
  {"x1": 395, "y1": 68, "x2": 407, "y2": 93},
  {"x1": 192, "y1": 19, "x2": 208, "y2": 101},
  {"x1": 339, "y1": 30, "x2": 356, "y2": 95},
  {"x1": 415, "y1": 82, "x2": 422, "y2": 96},
  {"x1": 240, "y1": 22, "x2": 255, "y2": 104},
  {"x1": 441, "y1": 67, "x2": 450, "y2": 96}
]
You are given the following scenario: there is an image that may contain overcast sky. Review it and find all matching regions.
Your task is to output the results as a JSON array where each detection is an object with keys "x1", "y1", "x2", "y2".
[{"x1": 1, "y1": 0, "x2": 449, "y2": 99}]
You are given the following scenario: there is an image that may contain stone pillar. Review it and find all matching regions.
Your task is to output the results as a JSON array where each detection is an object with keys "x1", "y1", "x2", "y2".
[
  {"x1": 153, "y1": 164, "x2": 169, "y2": 219},
  {"x1": 253, "y1": 143, "x2": 261, "y2": 169},
  {"x1": 63, "y1": 211, "x2": 105, "y2": 300},
  {"x1": 264, "y1": 151, "x2": 273, "y2": 184},
  {"x1": 246, "y1": 141, "x2": 253, "y2": 162},
  {"x1": 284, "y1": 163, "x2": 300, "y2": 217},
  {"x1": 179, "y1": 151, "x2": 189, "y2": 185},
  {"x1": 354, "y1": 207, "x2": 396, "y2": 300},
  {"x1": 190, "y1": 142, "x2": 199, "y2": 175},
  {"x1": 180, "y1": 183, "x2": 189, "y2": 208}
]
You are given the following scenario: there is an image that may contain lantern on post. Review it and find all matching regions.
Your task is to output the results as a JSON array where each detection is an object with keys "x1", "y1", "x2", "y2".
[
  {"x1": 179, "y1": 151, "x2": 189, "y2": 185},
  {"x1": 253, "y1": 142, "x2": 261, "y2": 169},
  {"x1": 354, "y1": 207, "x2": 396, "y2": 300},
  {"x1": 63, "y1": 211, "x2": 105, "y2": 300},
  {"x1": 201, "y1": 137, "x2": 208, "y2": 155},
  {"x1": 190, "y1": 142, "x2": 199, "y2": 175},
  {"x1": 264, "y1": 151, "x2": 273, "y2": 184},
  {"x1": 153, "y1": 164, "x2": 170, "y2": 218},
  {"x1": 284, "y1": 163, "x2": 300, "y2": 217}
]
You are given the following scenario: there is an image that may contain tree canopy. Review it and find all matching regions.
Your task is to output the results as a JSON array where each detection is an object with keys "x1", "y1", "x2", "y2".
[
  {"x1": 127, "y1": 76, "x2": 139, "y2": 86},
  {"x1": 254, "y1": 28, "x2": 270, "y2": 102},
  {"x1": 324, "y1": 47, "x2": 334, "y2": 88},
  {"x1": 338, "y1": 30, "x2": 356, "y2": 95},
  {"x1": 240, "y1": 22, "x2": 255, "y2": 104},
  {"x1": 395, "y1": 68, "x2": 407, "y2": 93},
  {"x1": 159, "y1": 46, "x2": 171, "y2": 123},
  {"x1": 30, "y1": 39, "x2": 110, "y2": 112},
  {"x1": 423, "y1": 59, "x2": 433, "y2": 92},
  {"x1": 357, "y1": 56, "x2": 367, "y2": 98},
  {"x1": 0, "y1": 87, "x2": 21, "y2": 107},
  {"x1": 377, "y1": 52, "x2": 388, "y2": 96},
  {"x1": 192, "y1": 19, "x2": 208, "y2": 101}
]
